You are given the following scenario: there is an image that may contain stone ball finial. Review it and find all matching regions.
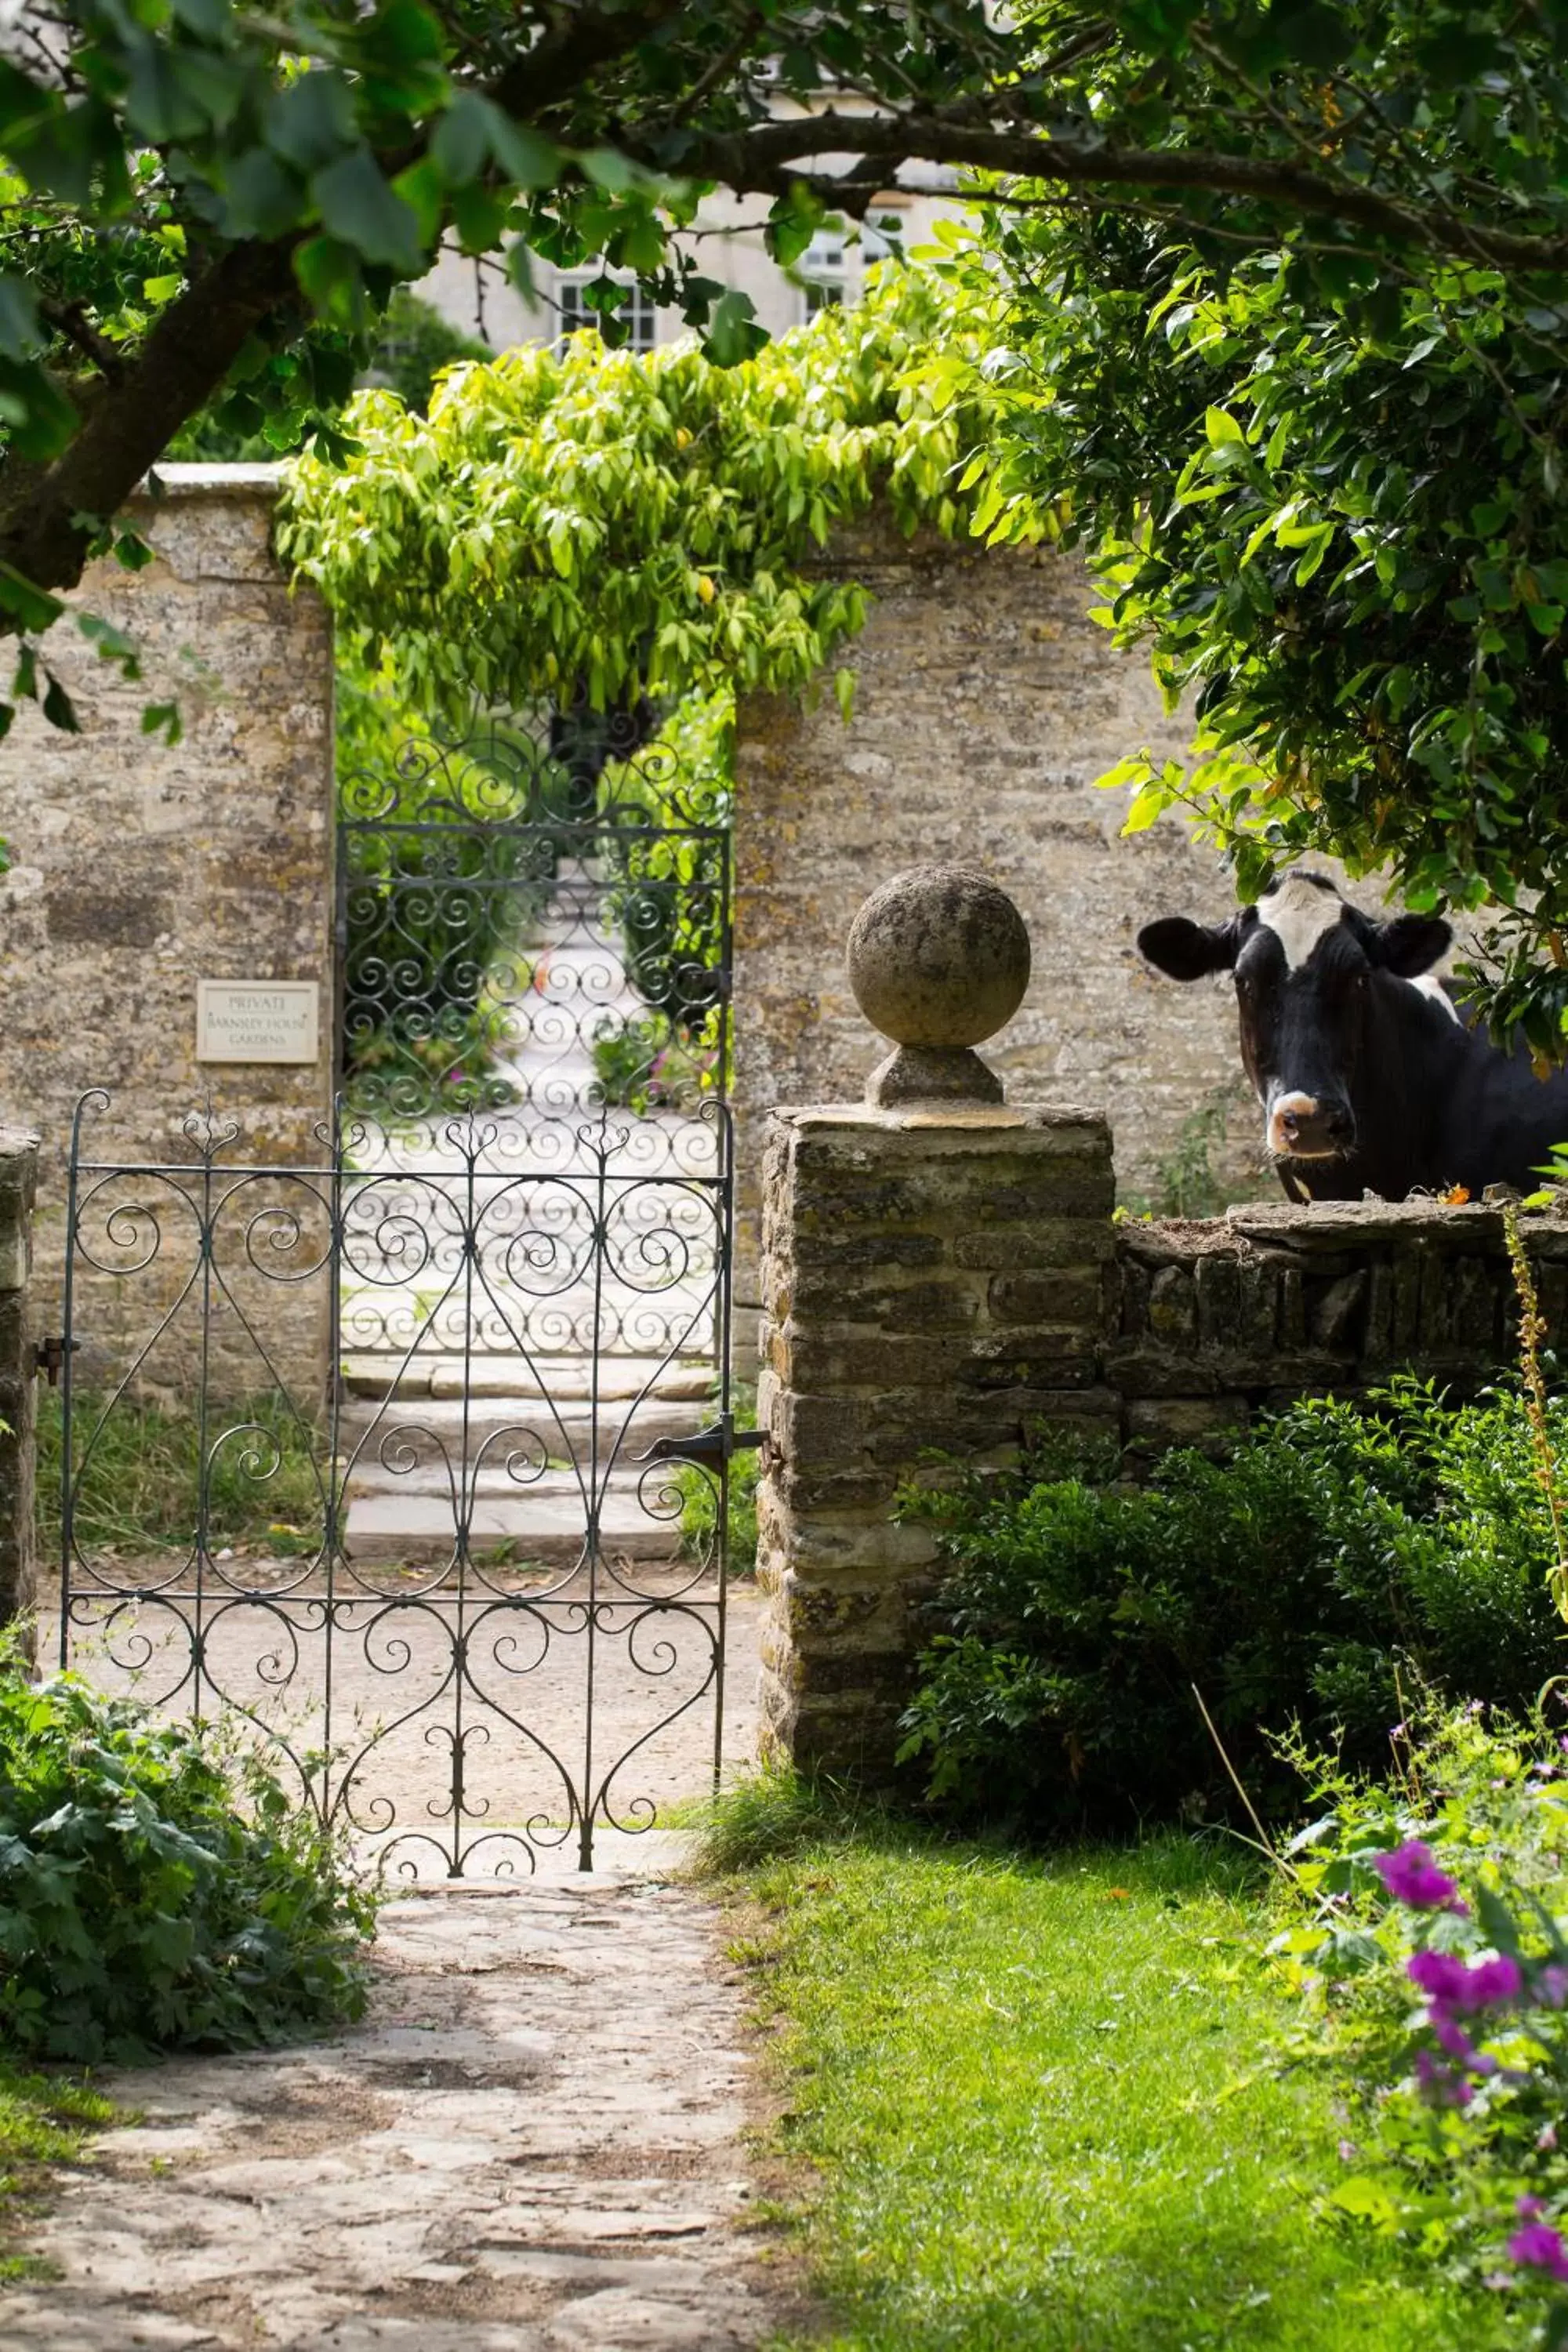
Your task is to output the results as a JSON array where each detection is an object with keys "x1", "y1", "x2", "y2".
[{"x1": 846, "y1": 864, "x2": 1031, "y2": 1109}]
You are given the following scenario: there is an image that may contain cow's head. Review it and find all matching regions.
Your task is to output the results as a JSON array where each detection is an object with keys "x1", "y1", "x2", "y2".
[{"x1": 1137, "y1": 873, "x2": 1453, "y2": 1163}]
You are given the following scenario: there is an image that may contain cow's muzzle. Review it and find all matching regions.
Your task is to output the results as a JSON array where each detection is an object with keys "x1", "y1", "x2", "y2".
[{"x1": 1268, "y1": 1091, "x2": 1354, "y2": 1160}]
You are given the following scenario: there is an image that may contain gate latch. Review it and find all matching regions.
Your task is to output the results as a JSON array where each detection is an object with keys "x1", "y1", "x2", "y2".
[
  {"x1": 635, "y1": 1414, "x2": 769, "y2": 1472},
  {"x1": 34, "y1": 1334, "x2": 75, "y2": 1387}
]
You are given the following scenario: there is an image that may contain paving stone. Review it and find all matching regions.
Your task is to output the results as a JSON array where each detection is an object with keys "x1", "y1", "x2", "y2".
[{"x1": 4, "y1": 1867, "x2": 800, "y2": 2350}]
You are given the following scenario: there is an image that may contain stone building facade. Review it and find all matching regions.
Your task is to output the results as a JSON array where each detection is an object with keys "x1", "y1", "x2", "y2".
[{"x1": 0, "y1": 467, "x2": 336, "y2": 1401}]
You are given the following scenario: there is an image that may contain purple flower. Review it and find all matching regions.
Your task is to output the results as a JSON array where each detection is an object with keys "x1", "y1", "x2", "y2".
[
  {"x1": 1468, "y1": 1955, "x2": 1524, "y2": 2008},
  {"x1": 1508, "y1": 2223, "x2": 1568, "y2": 2284},
  {"x1": 1540, "y1": 1968, "x2": 1568, "y2": 2011},
  {"x1": 1407, "y1": 1950, "x2": 1472, "y2": 2003},
  {"x1": 1430, "y1": 2010, "x2": 1492, "y2": 2072},
  {"x1": 1518, "y1": 2197, "x2": 1548, "y2": 2220},
  {"x1": 1543, "y1": 2125, "x2": 1561, "y2": 2154},
  {"x1": 1415, "y1": 2049, "x2": 1474, "y2": 2108},
  {"x1": 1406, "y1": 1949, "x2": 1522, "y2": 2013},
  {"x1": 1374, "y1": 1842, "x2": 1467, "y2": 1911}
]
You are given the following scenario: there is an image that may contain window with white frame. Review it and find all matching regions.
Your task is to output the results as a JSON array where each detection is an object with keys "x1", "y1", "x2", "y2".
[
  {"x1": 555, "y1": 275, "x2": 659, "y2": 351},
  {"x1": 800, "y1": 228, "x2": 847, "y2": 318}
]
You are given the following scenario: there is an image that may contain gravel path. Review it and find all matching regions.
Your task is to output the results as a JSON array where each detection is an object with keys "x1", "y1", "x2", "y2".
[{"x1": 6, "y1": 1854, "x2": 804, "y2": 2351}]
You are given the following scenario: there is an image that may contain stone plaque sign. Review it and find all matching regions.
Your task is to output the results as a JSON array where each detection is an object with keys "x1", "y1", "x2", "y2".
[{"x1": 197, "y1": 980, "x2": 320, "y2": 1065}]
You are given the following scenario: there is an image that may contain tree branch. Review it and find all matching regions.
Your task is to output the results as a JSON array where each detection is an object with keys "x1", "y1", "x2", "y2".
[
  {"x1": 680, "y1": 108, "x2": 1568, "y2": 274},
  {"x1": 0, "y1": 238, "x2": 300, "y2": 604}
]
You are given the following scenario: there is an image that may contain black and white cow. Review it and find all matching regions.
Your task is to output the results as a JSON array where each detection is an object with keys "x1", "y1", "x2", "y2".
[{"x1": 1137, "y1": 869, "x2": 1568, "y2": 1202}]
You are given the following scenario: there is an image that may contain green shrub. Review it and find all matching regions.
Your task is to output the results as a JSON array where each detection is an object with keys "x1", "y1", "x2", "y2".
[
  {"x1": 0, "y1": 1650, "x2": 375, "y2": 2063},
  {"x1": 896, "y1": 1381, "x2": 1568, "y2": 1835},
  {"x1": 588, "y1": 1008, "x2": 719, "y2": 1116}
]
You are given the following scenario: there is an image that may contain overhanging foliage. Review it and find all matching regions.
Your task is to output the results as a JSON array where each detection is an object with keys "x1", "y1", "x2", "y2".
[{"x1": 280, "y1": 267, "x2": 985, "y2": 717}]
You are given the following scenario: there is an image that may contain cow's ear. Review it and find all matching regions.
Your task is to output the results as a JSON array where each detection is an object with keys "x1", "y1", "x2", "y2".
[
  {"x1": 1374, "y1": 913, "x2": 1452, "y2": 978},
  {"x1": 1137, "y1": 915, "x2": 1241, "y2": 982}
]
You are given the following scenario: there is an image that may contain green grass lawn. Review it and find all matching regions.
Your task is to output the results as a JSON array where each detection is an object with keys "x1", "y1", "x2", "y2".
[
  {"x1": 0, "y1": 2064, "x2": 111, "y2": 2283},
  {"x1": 727, "y1": 1823, "x2": 1510, "y2": 2352}
]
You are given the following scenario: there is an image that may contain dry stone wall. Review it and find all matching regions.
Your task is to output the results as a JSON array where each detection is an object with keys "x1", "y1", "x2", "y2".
[
  {"x1": 757, "y1": 1094, "x2": 1562, "y2": 1780},
  {"x1": 1111, "y1": 1198, "x2": 1555, "y2": 1457},
  {"x1": 0, "y1": 466, "x2": 336, "y2": 1403}
]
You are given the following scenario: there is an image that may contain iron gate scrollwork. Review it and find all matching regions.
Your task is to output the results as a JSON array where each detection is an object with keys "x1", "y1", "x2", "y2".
[{"x1": 58, "y1": 710, "x2": 748, "y2": 1875}]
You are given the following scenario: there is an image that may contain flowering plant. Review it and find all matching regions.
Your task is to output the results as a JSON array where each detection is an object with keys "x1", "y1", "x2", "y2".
[{"x1": 1271, "y1": 1707, "x2": 1568, "y2": 2344}]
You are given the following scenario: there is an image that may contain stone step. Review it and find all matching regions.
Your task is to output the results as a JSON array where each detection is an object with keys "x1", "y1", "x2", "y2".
[
  {"x1": 344, "y1": 1479, "x2": 689, "y2": 1566},
  {"x1": 341, "y1": 1355, "x2": 718, "y2": 1403},
  {"x1": 339, "y1": 1392, "x2": 710, "y2": 1469}
]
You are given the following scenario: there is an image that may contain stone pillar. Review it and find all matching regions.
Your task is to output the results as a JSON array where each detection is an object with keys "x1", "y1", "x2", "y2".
[
  {"x1": 754, "y1": 863, "x2": 1117, "y2": 1778},
  {"x1": 0, "y1": 1128, "x2": 39, "y2": 1625},
  {"x1": 756, "y1": 1104, "x2": 1116, "y2": 1777}
]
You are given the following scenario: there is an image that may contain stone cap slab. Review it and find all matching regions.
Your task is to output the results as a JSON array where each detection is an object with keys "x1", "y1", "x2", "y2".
[
  {"x1": 135, "y1": 463, "x2": 284, "y2": 498},
  {"x1": 771, "y1": 1102, "x2": 1107, "y2": 1142}
]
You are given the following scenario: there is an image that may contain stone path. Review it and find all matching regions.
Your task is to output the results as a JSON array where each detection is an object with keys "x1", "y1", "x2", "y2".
[{"x1": 7, "y1": 1852, "x2": 803, "y2": 2350}]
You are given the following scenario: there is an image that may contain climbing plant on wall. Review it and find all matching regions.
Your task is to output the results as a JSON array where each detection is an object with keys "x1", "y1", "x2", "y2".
[{"x1": 278, "y1": 265, "x2": 991, "y2": 724}]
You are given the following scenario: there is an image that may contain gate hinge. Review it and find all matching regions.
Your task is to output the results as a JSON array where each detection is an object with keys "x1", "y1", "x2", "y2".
[
  {"x1": 33, "y1": 1334, "x2": 75, "y2": 1386},
  {"x1": 636, "y1": 1414, "x2": 768, "y2": 1472}
]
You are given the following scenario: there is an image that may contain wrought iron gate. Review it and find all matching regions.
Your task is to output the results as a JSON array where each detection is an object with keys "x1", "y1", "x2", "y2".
[{"x1": 57, "y1": 710, "x2": 754, "y2": 1875}]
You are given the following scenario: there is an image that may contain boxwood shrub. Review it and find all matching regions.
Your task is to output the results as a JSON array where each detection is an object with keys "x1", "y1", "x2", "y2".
[{"x1": 895, "y1": 1381, "x2": 1568, "y2": 1835}]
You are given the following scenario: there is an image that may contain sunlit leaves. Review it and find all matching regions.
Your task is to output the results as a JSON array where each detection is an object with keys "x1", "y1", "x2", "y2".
[
  {"x1": 280, "y1": 267, "x2": 987, "y2": 724},
  {"x1": 934, "y1": 180, "x2": 1568, "y2": 1045}
]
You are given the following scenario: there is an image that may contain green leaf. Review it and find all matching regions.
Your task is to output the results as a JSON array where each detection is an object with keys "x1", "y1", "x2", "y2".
[
  {"x1": 220, "y1": 148, "x2": 303, "y2": 241},
  {"x1": 140, "y1": 702, "x2": 183, "y2": 746},
  {"x1": 430, "y1": 90, "x2": 492, "y2": 187},
  {"x1": 292, "y1": 235, "x2": 366, "y2": 329},
  {"x1": 768, "y1": 186, "x2": 823, "y2": 270},
  {"x1": 391, "y1": 156, "x2": 444, "y2": 249},
  {"x1": 1204, "y1": 406, "x2": 1246, "y2": 448},
  {"x1": 489, "y1": 115, "x2": 559, "y2": 191},
  {"x1": 0, "y1": 356, "x2": 78, "y2": 462},
  {"x1": 580, "y1": 147, "x2": 637, "y2": 195},
  {"x1": 41, "y1": 673, "x2": 80, "y2": 734},
  {"x1": 451, "y1": 181, "x2": 510, "y2": 256},
  {"x1": 0, "y1": 275, "x2": 42, "y2": 362},
  {"x1": 703, "y1": 289, "x2": 766, "y2": 369},
  {"x1": 312, "y1": 147, "x2": 424, "y2": 273},
  {"x1": 267, "y1": 73, "x2": 357, "y2": 174},
  {"x1": 0, "y1": 565, "x2": 64, "y2": 634}
]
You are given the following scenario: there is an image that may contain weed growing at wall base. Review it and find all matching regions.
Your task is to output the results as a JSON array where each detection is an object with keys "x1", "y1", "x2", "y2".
[{"x1": 0, "y1": 2064, "x2": 111, "y2": 2283}]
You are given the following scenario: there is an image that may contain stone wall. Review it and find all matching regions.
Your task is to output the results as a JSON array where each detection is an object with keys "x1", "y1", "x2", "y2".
[
  {"x1": 0, "y1": 466, "x2": 336, "y2": 1403},
  {"x1": 733, "y1": 521, "x2": 1278, "y2": 1336},
  {"x1": 1110, "y1": 1198, "x2": 1554, "y2": 1458},
  {"x1": 757, "y1": 1097, "x2": 1562, "y2": 1779}
]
